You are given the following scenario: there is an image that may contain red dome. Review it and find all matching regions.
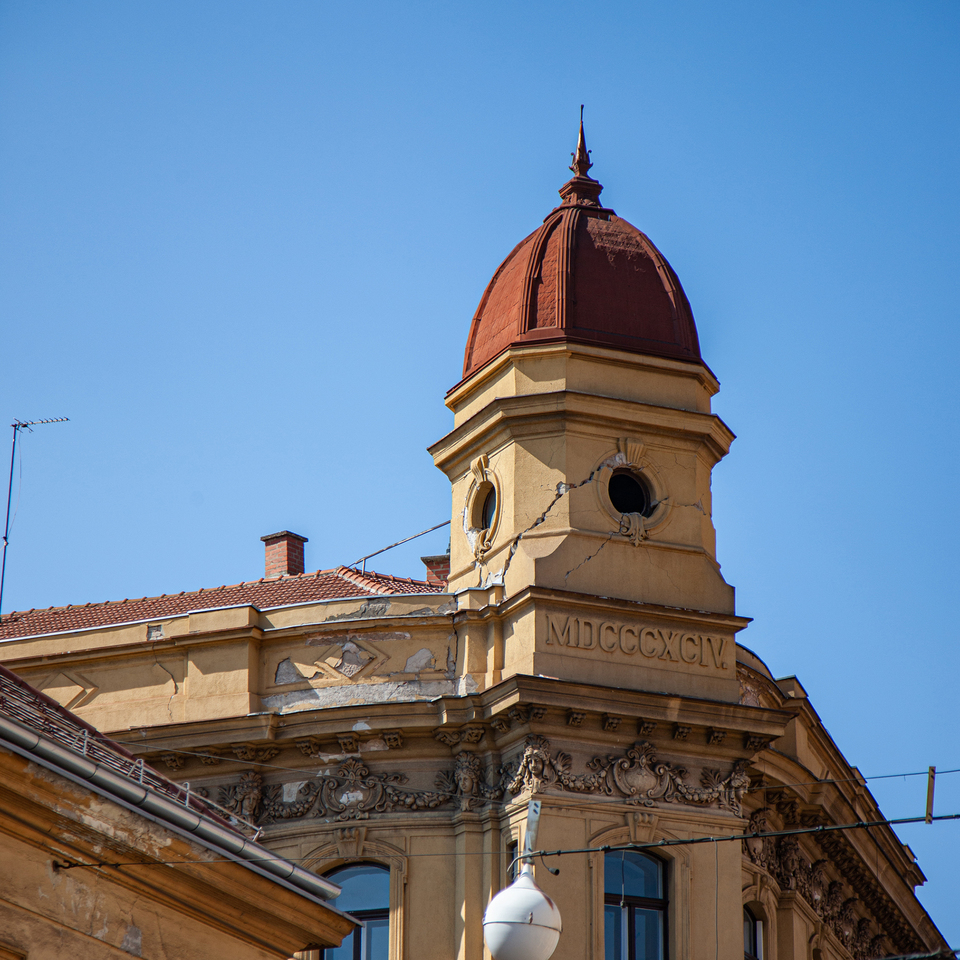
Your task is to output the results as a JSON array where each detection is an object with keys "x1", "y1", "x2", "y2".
[{"x1": 462, "y1": 126, "x2": 701, "y2": 380}]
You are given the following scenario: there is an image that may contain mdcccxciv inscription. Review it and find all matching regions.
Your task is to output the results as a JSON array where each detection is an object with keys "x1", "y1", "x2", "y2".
[{"x1": 544, "y1": 615, "x2": 731, "y2": 670}]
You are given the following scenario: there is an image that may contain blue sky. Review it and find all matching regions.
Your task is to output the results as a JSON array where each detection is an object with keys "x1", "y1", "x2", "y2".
[{"x1": 2, "y1": 0, "x2": 959, "y2": 942}]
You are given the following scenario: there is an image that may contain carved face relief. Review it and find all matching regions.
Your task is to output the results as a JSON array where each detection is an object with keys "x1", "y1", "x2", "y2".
[
  {"x1": 508, "y1": 736, "x2": 554, "y2": 795},
  {"x1": 219, "y1": 772, "x2": 265, "y2": 822},
  {"x1": 454, "y1": 753, "x2": 481, "y2": 795}
]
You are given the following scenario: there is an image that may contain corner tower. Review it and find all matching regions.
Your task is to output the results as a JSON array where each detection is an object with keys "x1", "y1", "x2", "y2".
[{"x1": 430, "y1": 120, "x2": 747, "y2": 702}]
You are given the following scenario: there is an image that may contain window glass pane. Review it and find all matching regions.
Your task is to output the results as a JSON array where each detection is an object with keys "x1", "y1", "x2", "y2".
[
  {"x1": 744, "y1": 909, "x2": 756, "y2": 956},
  {"x1": 604, "y1": 904, "x2": 622, "y2": 960},
  {"x1": 634, "y1": 907, "x2": 664, "y2": 960},
  {"x1": 363, "y1": 918, "x2": 389, "y2": 960},
  {"x1": 324, "y1": 864, "x2": 390, "y2": 914},
  {"x1": 604, "y1": 851, "x2": 662, "y2": 899}
]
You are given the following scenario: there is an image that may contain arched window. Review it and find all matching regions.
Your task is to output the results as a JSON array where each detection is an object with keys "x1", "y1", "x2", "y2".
[
  {"x1": 744, "y1": 906, "x2": 762, "y2": 960},
  {"x1": 322, "y1": 862, "x2": 390, "y2": 960},
  {"x1": 604, "y1": 850, "x2": 667, "y2": 960}
]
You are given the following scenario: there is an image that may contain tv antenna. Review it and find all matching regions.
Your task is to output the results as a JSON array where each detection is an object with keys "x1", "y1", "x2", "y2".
[{"x1": 0, "y1": 418, "x2": 70, "y2": 620}]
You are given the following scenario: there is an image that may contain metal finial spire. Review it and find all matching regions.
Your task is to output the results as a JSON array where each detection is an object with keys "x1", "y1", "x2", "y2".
[{"x1": 569, "y1": 104, "x2": 593, "y2": 177}]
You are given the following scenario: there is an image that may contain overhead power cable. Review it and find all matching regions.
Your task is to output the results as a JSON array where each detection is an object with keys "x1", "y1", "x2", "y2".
[
  {"x1": 44, "y1": 809, "x2": 960, "y2": 871},
  {"x1": 523, "y1": 811, "x2": 960, "y2": 862}
]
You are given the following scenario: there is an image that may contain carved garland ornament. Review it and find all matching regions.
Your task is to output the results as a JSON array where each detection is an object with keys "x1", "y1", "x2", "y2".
[
  {"x1": 218, "y1": 736, "x2": 750, "y2": 826},
  {"x1": 219, "y1": 754, "x2": 505, "y2": 824},
  {"x1": 505, "y1": 736, "x2": 749, "y2": 815}
]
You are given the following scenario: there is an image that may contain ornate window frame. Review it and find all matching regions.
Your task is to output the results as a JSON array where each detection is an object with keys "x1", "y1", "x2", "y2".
[
  {"x1": 589, "y1": 823, "x2": 690, "y2": 960},
  {"x1": 303, "y1": 835, "x2": 407, "y2": 960},
  {"x1": 593, "y1": 438, "x2": 671, "y2": 545},
  {"x1": 463, "y1": 453, "x2": 501, "y2": 562}
]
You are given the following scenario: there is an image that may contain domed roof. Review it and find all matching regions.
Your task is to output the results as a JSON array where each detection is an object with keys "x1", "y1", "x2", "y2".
[{"x1": 462, "y1": 121, "x2": 701, "y2": 379}]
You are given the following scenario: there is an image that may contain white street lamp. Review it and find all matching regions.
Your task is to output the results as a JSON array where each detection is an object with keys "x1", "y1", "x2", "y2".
[{"x1": 482, "y1": 800, "x2": 562, "y2": 960}]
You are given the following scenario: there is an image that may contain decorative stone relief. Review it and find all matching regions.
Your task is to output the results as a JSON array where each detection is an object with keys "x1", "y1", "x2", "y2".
[
  {"x1": 199, "y1": 752, "x2": 222, "y2": 765},
  {"x1": 738, "y1": 667, "x2": 763, "y2": 707},
  {"x1": 434, "y1": 726, "x2": 484, "y2": 746},
  {"x1": 507, "y1": 736, "x2": 557, "y2": 795},
  {"x1": 262, "y1": 779, "x2": 321, "y2": 822},
  {"x1": 161, "y1": 752, "x2": 185, "y2": 771},
  {"x1": 567, "y1": 710, "x2": 585, "y2": 727},
  {"x1": 435, "y1": 753, "x2": 504, "y2": 811},
  {"x1": 742, "y1": 804, "x2": 915, "y2": 958},
  {"x1": 503, "y1": 736, "x2": 750, "y2": 815},
  {"x1": 220, "y1": 759, "x2": 453, "y2": 825},
  {"x1": 233, "y1": 745, "x2": 280, "y2": 763},
  {"x1": 602, "y1": 715, "x2": 621, "y2": 732},
  {"x1": 383, "y1": 730, "x2": 404, "y2": 749},
  {"x1": 637, "y1": 719, "x2": 657, "y2": 736},
  {"x1": 219, "y1": 772, "x2": 265, "y2": 820},
  {"x1": 298, "y1": 635, "x2": 391, "y2": 685},
  {"x1": 335, "y1": 825, "x2": 367, "y2": 859},
  {"x1": 743, "y1": 808, "x2": 772, "y2": 868},
  {"x1": 673, "y1": 725, "x2": 691, "y2": 741},
  {"x1": 316, "y1": 758, "x2": 450, "y2": 821},
  {"x1": 708, "y1": 728, "x2": 726, "y2": 745}
]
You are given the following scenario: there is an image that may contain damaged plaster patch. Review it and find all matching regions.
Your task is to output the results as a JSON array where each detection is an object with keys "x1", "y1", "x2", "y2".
[
  {"x1": 397, "y1": 600, "x2": 457, "y2": 617},
  {"x1": 363, "y1": 737, "x2": 388, "y2": 752},
  {"x1": 352, "y1": 720, "x2": 371, "y2": 731},
  {"x1": 305, "y1": 630, "x2": 410, "y2": 647},
  {"x1": 275, "y1": 658, "x2": 303, "y2": 685},
  {"x1": 404, "y1": 648, "x2": 436, "y2": 673},
  {"x1": 264, "y1": 678, "x2": 467, "y2": 713},
  {"x1": 326, "y1": 640, "x2": 376, "y2": 678},
  {"x1": 323, "y1": 599, "x2": 391, "y2": 623},
  {"x1": 283, "y1": 781, "x2": 308, "y2": 802},
  {"x1": 121, "y1": 925, "x2": 143, "y2": 957}
]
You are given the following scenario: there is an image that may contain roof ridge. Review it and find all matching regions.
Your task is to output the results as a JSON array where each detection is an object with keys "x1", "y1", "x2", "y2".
[
  {"x1": 336, "y1": 566, "x2": 393, "y2": 595},
  {"x1": 0, "y1": 567, "x2": 346, "y2": 621}
]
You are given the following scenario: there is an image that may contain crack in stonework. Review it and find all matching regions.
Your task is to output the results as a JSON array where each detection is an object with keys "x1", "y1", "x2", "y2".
[
  {"x1": 151, "y1": 643, "x2": 179, "y2": 721},
  {"x1": 497, "y1": 465, "x2": 608, "y2": 591},
  {"x1": 660, "y1": 495, "x2": 706, "y2": 515},
  {"x1": 564, "y1": 531, "x2": 617, "y2": 581}
]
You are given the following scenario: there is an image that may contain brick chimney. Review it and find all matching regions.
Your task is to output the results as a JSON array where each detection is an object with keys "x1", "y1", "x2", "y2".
[
  {"x1": 261, "y1": 531, "x2": 308, "y2": 578},
  {"x1": 421, "y1": 554, "x2": 450, "y2": 587}
]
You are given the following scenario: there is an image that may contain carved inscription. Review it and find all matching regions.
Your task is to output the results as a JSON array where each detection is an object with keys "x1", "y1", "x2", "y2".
[{"x1": 545, "y1": 615, "x2": 731, "y2": 670}]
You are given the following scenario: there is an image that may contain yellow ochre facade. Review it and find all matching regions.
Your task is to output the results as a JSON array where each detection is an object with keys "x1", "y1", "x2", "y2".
[{"x1": 0, "y1": 126, "x2": 947, "y2": 960}]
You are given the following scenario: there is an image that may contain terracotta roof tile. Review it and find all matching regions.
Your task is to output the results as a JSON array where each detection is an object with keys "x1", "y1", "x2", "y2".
[{"x1": 0, "y1": 567, "x2": 444, "y2": 641}]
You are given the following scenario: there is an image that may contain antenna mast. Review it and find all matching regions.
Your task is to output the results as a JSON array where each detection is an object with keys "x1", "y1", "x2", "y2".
[{"x1": 0, "y1": 418, "x2": 70, "y2": 620}]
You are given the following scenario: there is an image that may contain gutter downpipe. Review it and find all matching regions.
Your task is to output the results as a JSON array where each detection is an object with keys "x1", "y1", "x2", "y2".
[{"x1": 0, "y1": 714, "x2": 345, "y2": 906}]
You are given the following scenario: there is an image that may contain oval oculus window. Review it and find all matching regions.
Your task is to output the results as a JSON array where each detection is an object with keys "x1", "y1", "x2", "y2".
[
  {"x1": 608, "y1": 470, "x2": 653, "y2": 517},
  {"x1": 480, "y1": 487, "x2": 497, "y2": 530}
]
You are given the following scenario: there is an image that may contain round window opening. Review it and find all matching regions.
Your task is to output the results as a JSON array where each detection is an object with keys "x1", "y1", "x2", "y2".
[
  {"x1": 480, "y1": 487, "x2": 497, "y2": 530},
  {"x1": 608, "y1": 469, "x2": 653, "y2": 517}
]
